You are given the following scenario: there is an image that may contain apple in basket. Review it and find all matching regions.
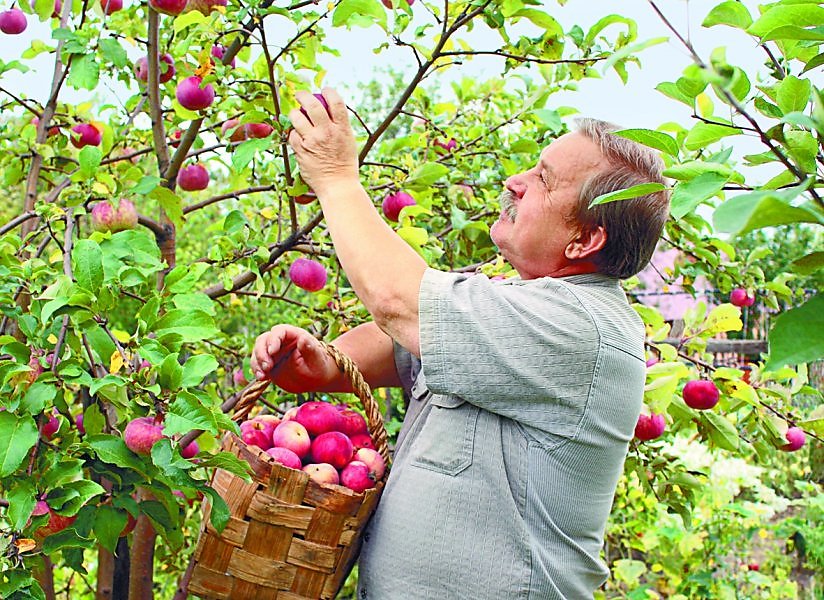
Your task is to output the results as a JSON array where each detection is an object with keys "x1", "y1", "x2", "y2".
[
  {"x1": 354, "y1": 447, "x2": 386, "y2": 480},
  {"x1": 266, "y1": 447, "x2": 303, "y2": 470},
  {"x1": 335, "y1": 406, "x2": 368, "y2": 437},
  {"x1": 310, "y1": 431, "x2": 353, "y2": 470},
  {"x1": 340, "y1": 461, "x2": 377, "y2": 493},
  {"x1": 271, "y1": 420, "x2": 311, "y2": 458},
  {"x1": 350, "y1": 432, "x2": 376, "y2": 452},
  {"x1": 240, "y1": 421, "x2": 272, "y2": 451},
  {"x1": 295, "y1": 401, "x2": 342, "y2": 437},
  {"x1": 303, "y1": 463, "x2": 339, "y2": 485}
]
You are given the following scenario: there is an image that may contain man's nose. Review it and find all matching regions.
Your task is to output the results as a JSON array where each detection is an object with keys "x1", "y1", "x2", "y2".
[{"x1": 505, "y1": 173, "x2": 526, "y2": 199}]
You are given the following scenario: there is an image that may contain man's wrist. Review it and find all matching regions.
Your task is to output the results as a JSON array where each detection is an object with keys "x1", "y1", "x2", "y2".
[{"x1": 313, "y1": 177, "x2": 363, "y2": 201}]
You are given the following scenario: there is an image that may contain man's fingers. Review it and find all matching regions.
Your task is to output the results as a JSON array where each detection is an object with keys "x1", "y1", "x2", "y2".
[
  {"x1": 321, "y1": 87, "x2": 348, "y2": 124},
  {"x1": 295, "y1": 90, "x2": 331, "y2": 127},
  {"x1": 288, "y1": 106, "x2": 313, "y2": 139}
]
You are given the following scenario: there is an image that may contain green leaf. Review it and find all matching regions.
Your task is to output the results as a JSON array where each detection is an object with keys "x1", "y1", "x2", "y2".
[
  {"x1": 201, "y1": 486, "x2": 230, "y2": 533},
  {"x1": 702, "y1": 1, "x2": 752, "y2": 29},
  {"x1": 656, "y1": 81, "x2": 694, "y2": 107},
  {"x1": 78, "y1": 146, "x2": 102, "y2": 179},
  {"x1": 784, "y1": 130, "x2": 818, "y2": 173},
  {"x1": 21, "y1": 381, "x2": 57, "y2": 415},
  {"x1": 684, "y1": 122, "x2": 741, "y2": 150},
  {"x1": 790, "y1": 251, "x2": 824, "y2": 276},
  {"x1": 332, "y1": 0, "x2": 387, "y2": 29},
  {"x1": 713, "y1": 182, "x2": 820, "y2": 236},
  {"x1": 600, "y1": 37, "x2": 668, "y2": 79},
  {"x1": 87, "y1": 435, "x2": 147, "y2": 472},
  {"x1": 766, "y1": 294, "x2": 824, "y2": 370},
  {"x1": 613, "y1": 559, "x2": 646, "y2": 586},
  {"x1": 704, "y1": 411, "x2": 739, "y2": 451},
  {"x1": 158, "y1": 353, "x2": 183, "y2": 392},
  {"x1": 152, "y1": 309, "x2": 219, "y2": 345},
  {"x1": 149, "y1": 187, "x2": 184, "y2": 229},
  {"x1": 98, "y1": 38, "x2": 128, "y2": 68},
  {"x1": 7, "y1": 479, "x2": 36, "y2": 530},
  {"x1": 531, "y1": 109, "x2": 563, "y2": 133},
  {"x1": 164, "y1": 389, "x2": 219, "y2": 436},
  {"x1": 66, "y1": 54, "x2": 99, "y2": 90},
  {"x1": 664, "y1": 160, "x2": 742, "y2": 183},
  {"x1": 94, "y1": 505, "x2": 127, "y2": 553},
  {"x1": 776, "y1": 75, "x2": 812, "y2": 114},
  {"x1": 406, "y1": 162, "x2": 449, "y2": 189},
  {"x1": 748, "y1": 5, "x2": 824, "y2": 39},
  {"x1": 511, "y1": 8, "x2": 562, "y2": 34},
  {"x1": 197, "y1": 450, "x2": 253, "y2": 481},
  {"x1": 181, "y1": 354, "x2": 218, "y2": 388},
  {"x1": 0, "y1": 412, "x2": 38, "y2": 477},
  {"x1": 231, "y1": 138, "x2": 270, "y2": 172},
  {"x1": 670, "y1": 173, "x2": 728, "y2": 220},
  {"x1": 42, "y1": 528, "x2": 94, "y2": 554},
  {"x1": 173, "y1": 9, "x2": 207, "y2": 32},
  {"x1": 613, "y1": 129, "x2": 679, "y2": 157},
  {"x1": 72, "y1": 239, "x2": 104, "y2": 294},
  {"x1": 588, "y1": 183, "x2": 667, "y2": 208}
]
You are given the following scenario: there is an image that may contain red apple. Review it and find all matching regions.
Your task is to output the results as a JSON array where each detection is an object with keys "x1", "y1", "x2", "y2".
[
  {"x1": 381, "y1": 191, "x2": 416, "y2": 222},
  {"x1": 729, "y1": 288, "x2": 755, "y2": 308},
  {"x1": 354, "y1": 447, "x2": 385, "y2": 480},
  {"x1": 782, "y1": 427, "x2": 806, "y2": 452},
  {"x1": 295, "y1": 401, "x2": 341, "y2": 437},
  {"x1": 0, "y1": 9, "x2": 27, "y2": 34},
  {"x1": 302, "y1": 463, "x2": 339, "y2": 485},
  {"x1": 134, "y1": 54, "x2": 175, "y2": 84},
  {"x1": 100, "y1": 0, "x2": 122, "y2": 14},
  {"x1": 310, "y1": 431, "x2": 353, "y2": 470},
  {"x1": 70, "y1": 123, "x2": 102, "y2": 149},
  {"x1": 221, "y1": 119, "x2": 272, "y2": 142},
  {"x1": 240, "y1": 426, "x2": 271, "y2": 451},
  {"x1": 169, "y1": 129, "x2": 183, "y2": 147},
  {"x1": 184, "y1": 0, "x2": 225, "y2": 13},
  {"x1": 350, "y1": 432, "x2": 375, "y2": 452},
  {"x1": 32, "y1": 500, "x2": 76, "y2": 537},
  {"x1": 180, "y1": 439, "x2": 199, "y2": 459},
  {"x1": 120, "y1": 511, "x2": 137, "y2": 536},
  {"x1": 294, "y1": 194, "x2": 316, "y2": 205},
  {"x1": 282, "y1": 406, "x2": 299, "y2": 422},
  {"x1": 124, "y1": 416, "x2": 165, "y2": 455},
  {"x1": 747, "y1": 563, "x2": 760, "y2": 572},
  {"x1": 177, "y1": 163, "x2": 209, "y2": 191},
  {"x1": 340, "y1": 460, "x2": 376, "y2": 492},
  {"x1": 682, "y1": 379, "x2": 719, "y2": 410},
  {"x1": 149, "y1": 0, "x2": 187, "y2": 15},
  {"x1": 41, "y1": 410, "x2": 60, "y2": 440},
  {"x1": 271, "y1": 420, "x2": 311, "y2": 458},
  {"x1": 266, "y1": 446, "x2": 302, "y2": 470},
  {"x1": 31, "y1": 117, "x2": 60, "y2": 137},
  {"x1": 634, "y1": 413, "x2": 665, "y2": 441},
  {"x1": 232, "y1": 368, "x2": 248, "y2": 386},
  {"x1": 288, "y1": 258, "x2": 327, "y2": 292},
  {"x1": 381, "y1": 0, "x2": 413, "y2": 7},
  {"x1": 175, "y1": 76, "x2": 215, "y2": 111},
  {"x1": 335, "y1": 406, "x2": 368, "y2": 437},
  {"x1": 91, "y1": 198, "x2": 138, "y2": 233},
  {"x1": 210, "y1": 44, "x2": 236, "y2": 67},
  {"x1": 75, "y1": 413, "x2": 85, "y2": 436},
  {"x1": 241, "y1": 417, "x2": 277, "y2": 440}
]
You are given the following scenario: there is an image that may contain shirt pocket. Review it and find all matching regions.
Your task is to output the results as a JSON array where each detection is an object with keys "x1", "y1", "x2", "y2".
[{"x1": 409, "y1": 393, "x2": 480, "y2": 476}]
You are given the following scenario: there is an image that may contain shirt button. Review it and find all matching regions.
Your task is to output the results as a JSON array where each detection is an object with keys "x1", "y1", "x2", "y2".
[{"x1": 360, "y1": 588, "x2": 367, "y2": 599}]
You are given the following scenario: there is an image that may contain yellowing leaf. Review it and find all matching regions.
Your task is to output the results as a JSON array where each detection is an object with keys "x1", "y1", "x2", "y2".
[
  {"x1": 47, "y1": 334, "x2": 57, "y2": 344},
  {"x1": 111, "y1": 329, "x2": 131, "y2": 343},
  {"x1": 696, "y1": 93, "x2": 714, "y2": 118},
  {"x1": 706, "y1": 303, "x2": 743, "y2": 335},
  {"x1": 260, "y1": 206, "x2": 277, "y2": 219},
  {"x1": 109, "y1": 351, "x2": 124, "y2": 375},
  {"x1": 14, "y1": 538, "x2": 37, "y2": 553},
  {"x1": 92, "y1": 181, "x2": 111, "y2": 195},
  {"x1": 49, "y1": 250, "x2": 62, "y2": 264}
]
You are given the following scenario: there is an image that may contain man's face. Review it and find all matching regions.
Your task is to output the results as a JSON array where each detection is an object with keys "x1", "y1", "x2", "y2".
[{"x1": 490, "y1": 132, "x2": 605, "y2": 279}]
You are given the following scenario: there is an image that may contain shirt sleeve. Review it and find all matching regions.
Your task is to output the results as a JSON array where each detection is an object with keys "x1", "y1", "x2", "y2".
[{"x1": 418, "y1": 268, "x2": 601, "y2": 438}]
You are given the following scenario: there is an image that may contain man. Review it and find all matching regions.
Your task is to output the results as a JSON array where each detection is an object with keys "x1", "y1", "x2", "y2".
[{"x1": 251, "y1": 89, "x2": 669, "y2": 599}]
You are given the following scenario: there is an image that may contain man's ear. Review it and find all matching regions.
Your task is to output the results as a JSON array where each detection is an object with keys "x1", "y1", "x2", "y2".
[{"x1": 565, "y1": 225, "x2": 606, "y2": 261}]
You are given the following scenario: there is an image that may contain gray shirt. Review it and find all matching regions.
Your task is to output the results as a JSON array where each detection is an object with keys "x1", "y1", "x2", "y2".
[{"x1": 357, "y1": 268, "x2": 646, "y2": 599}]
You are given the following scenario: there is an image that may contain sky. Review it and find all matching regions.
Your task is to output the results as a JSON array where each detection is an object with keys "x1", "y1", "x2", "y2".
[{"x1": 0, "y1": 1, "x2": 770, "y2": 131}]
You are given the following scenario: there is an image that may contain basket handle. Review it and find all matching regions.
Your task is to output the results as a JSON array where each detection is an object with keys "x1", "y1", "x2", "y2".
[{"x1": 231, "y1": 341, "x2": 390, "y2": 465}]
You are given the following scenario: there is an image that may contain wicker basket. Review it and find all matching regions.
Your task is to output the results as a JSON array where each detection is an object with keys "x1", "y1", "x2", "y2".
[{"x1": 187, "y1": 343, "x2": 390, "y2": 600}]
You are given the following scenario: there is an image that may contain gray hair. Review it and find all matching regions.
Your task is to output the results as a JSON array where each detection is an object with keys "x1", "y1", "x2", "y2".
[{"x1": 570, "y1": 118, "x2": 670, "y2": 279}]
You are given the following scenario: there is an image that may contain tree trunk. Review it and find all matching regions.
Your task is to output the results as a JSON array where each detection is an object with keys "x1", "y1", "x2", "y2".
[
  {"x1": 34, "y1": 555, "x2": 56, "y2": 600},
  {"x1": 96, "y1": 546, "x2": 114, "y2": 600},
  {"x1": 128, "y1": 489, "x2": 156, "y2": 600},
  {"x1": 114, "y1": 536, "x2": 131, "y2": 599}
]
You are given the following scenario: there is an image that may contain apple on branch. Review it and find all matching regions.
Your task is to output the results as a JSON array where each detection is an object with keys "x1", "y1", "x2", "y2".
[
  {"x1": 682, "y1": 379, "x2": 719, "y2": 410},
  {"x1": 381, "y1": 191, "x2": 416, "y2": 222},
  {"x1": 149, "y1": 0, "x2": 187, "y2": 15},
  {"x1": 175, "y1": 76, "x2": 215, "y2": 111},
  {"x1": 100, "y1": 0, "x2": 123, "y2": 15},
  {"x1": 124, "y1": 416, "x2": 165, "y2": 455},
  {"x1": 135, "y1": 54, "x2": 176, "y2": 84},
  {"x1": 288, "y1": 258, "x2": 327, "y2": 292},
  {"x1": 729, "y1": 288, "x2": 756, "y2": 308},
  {"x1": 0, "y1": 8, "x2": 27, "y2": 34},
  {"x1": 91, "y1": 199, "x2": 138, "y2": 233},
  {"x1": 70, "y1": 123, "x2": 102, "y2": 149},
  {"x1": 178, "y1": 163, "x2": 210, "y2": 191}
]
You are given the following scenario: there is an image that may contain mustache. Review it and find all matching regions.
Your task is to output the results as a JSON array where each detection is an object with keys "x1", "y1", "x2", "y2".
[{"x1": 498, "y1": 189, "x2": 517, "y2": 220}]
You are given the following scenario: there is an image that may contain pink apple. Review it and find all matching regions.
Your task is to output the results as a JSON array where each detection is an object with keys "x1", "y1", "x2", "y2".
[
  {"x1": 433, "y1": 137, "x2": 457, "y2": 152},
  {"x1": 149, "y1": 0, "x2": 187, "y2": 14},
  {"x1": 340, "y1": 461, "x2": 377, "y2": 492},
  {"x1": 282, "y1": 406, "x2": 299, "y2": 422},
  {"x1": 730, "y1": 288, "x2": 755, "y2": 308},
  {"x1": 210, "y1": 44, "x2": 236, "y2": 67},
  {"x1": 271, "y1": 420, "x2": 311, "y2": 458},
  {"x1": 232, "y1": 368, "x2": 248, "y2": 386},
  {"x1": 255, "y1": 414, "x2": 282, "y2": 428},
  {"x1": 782, "y1": 427, "x2": 806, "y2": 452},
  {"x1": 381, "y1": 191, "x2": 416, "y2": 222},
  {"x1": 169, "y1": 129, "x2": 183, "y2": 147},
  {"x1": 70, "y1": 123, "x2": 102, "y2": 149},
  {"x1": 41, "y1": 410, "x2": 60, "y2": 440},
  {"x1": 381, "y1": 0, "x2": 413, "y2": 8},
  {"x1": 134, "y1": 54, "x2": 175, "y2": 84},
  {"x1": 266, "y1": 446, "x2": 302, "y2": 470},
  {"x1": 242, "y1": 417, "x2": 277, "y2": 440},
  {"x1": 184, "y1": 0, "x2": 225, "y2": 12},
  {"x1": 302, "y1": 463, "x2": 339, "y2": 485},
  {"x1": 0, "y1": 9, "x2": 27, "y2": 34},
  {"x1": 31, "y1": 117, "x2": 60, "y2": 137},
  {"x1": 682, "y1": 380, "x2": 719, "y2": 410},
  {"x1": 100, "y1": 0, "x2": 122, "y2": 14},
  {"x1": 221, "y1": 119, "x2": 272, "y2": 142},
  {"x1": 288, "y1": 258, "x2": 327, "y2": 292},
  {"x1": 124, "y1": 416, "x2": 165, "y2": 455},
  {"x1": 91, "y1": 199, "x2": 138, "y2": 233},
  {"x1": 634, "y1": 413, "x2": 665, "y2": 441},
  {"x1": 75, "y1": 413, "x2": 85, "y2": 435},
  {"x1": 240, "y1": 427, "x2": 271, "y2": 451},
  {"x1": 350, "y1": 432, "x2": 375, "y2": 452},
  {"x1": 295, "y1": 401, "x2": 341, "y2": 437},
  {"x1": 175, "y1": 76, "x2": 215, "y2": 111},
  {"x1": 354, "y1": 447, "x2": 385, "y2": 480},
  {"x1": 335, "y1": 406, "x2": 368, "y2": 437},
  {"x1": 645, "y1": 356, "x2": 659, "y2": 368},
  {"x1": 177, "y1": 163, "x2": 209, "y2": 191},
  {"x1": 180, "y1": 439, "x2": 199, "y2": 459},
  {"x1": 310, "y1": 431, "x2": 353, "y2": 470},
  {"x1": 27, "y1": 352, "x2": 44, "y2": 384}
]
